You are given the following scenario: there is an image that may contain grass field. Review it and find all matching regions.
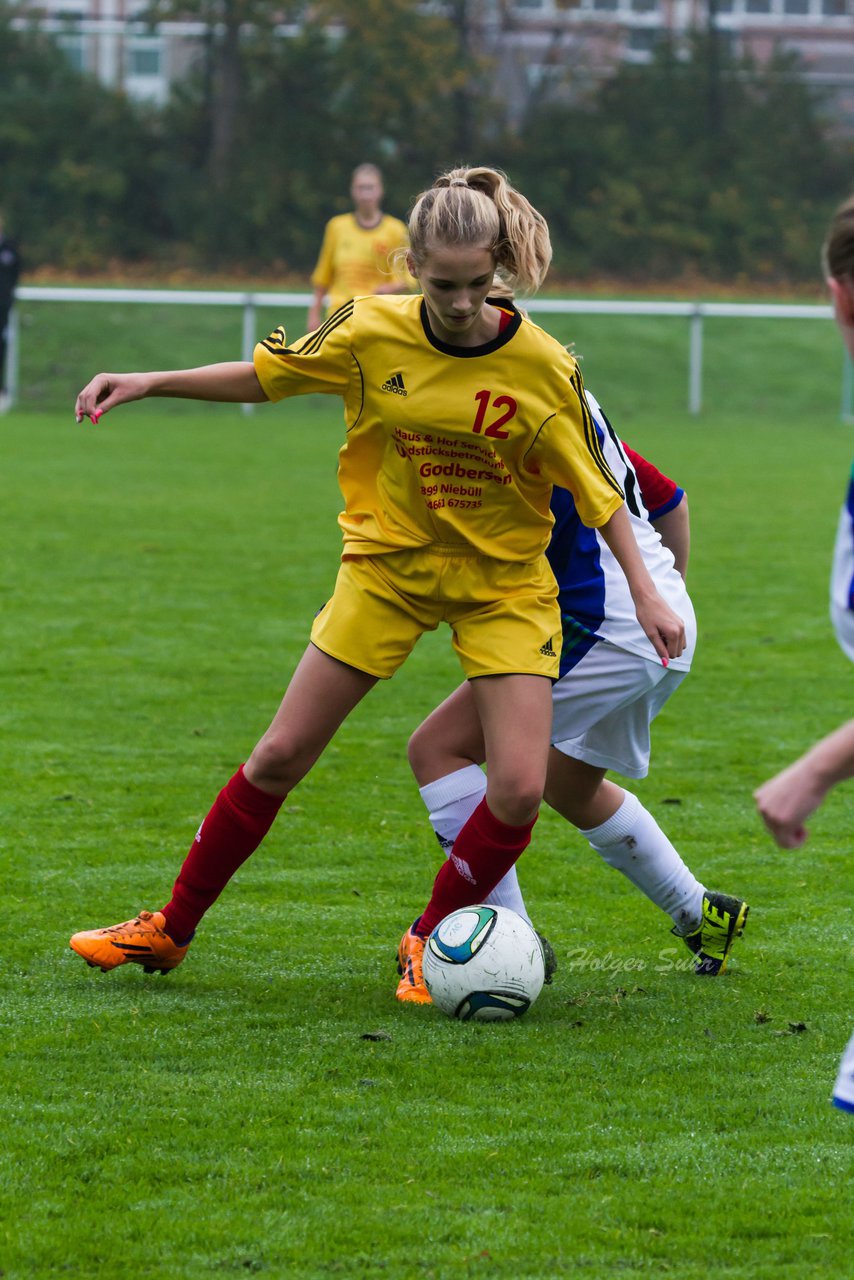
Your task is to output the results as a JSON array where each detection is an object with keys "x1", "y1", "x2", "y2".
[{"x1": 2, "y1": 301, "x2": 853, "y2": 1278}]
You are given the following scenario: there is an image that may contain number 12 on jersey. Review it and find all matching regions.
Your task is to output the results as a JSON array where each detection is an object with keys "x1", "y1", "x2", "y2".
[{"x1": 472, "y1": 390, "x2": 517, "y2": 439}]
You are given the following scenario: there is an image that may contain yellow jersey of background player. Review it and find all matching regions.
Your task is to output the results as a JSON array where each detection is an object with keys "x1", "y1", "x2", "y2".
[
  {"x1": 308, "y1": 164, "x2": 411, "y2": 327},
  {"x1": 311, "y1": 211, "x2": 410, "y2": 312},
  {"x1": 255, "y1": 293, "x2": 623, "y2": 564}
]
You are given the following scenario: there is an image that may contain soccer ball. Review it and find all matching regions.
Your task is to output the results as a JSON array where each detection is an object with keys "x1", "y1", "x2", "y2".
[{"x1": 422, "y1": 905, "x2": 546, "y2": 1021}]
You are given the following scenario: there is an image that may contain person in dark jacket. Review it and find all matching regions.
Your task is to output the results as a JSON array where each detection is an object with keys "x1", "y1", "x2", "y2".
[{"x1": 0, "y1": 211, "x2": 21, "y2": 413}]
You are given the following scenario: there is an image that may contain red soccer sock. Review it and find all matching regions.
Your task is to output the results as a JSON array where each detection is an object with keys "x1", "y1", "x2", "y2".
[
  {"x1": 161, "y1": 765, "x2": 284, "y2": 942},
  {"x1": 416, "y1": 797, "x2": 537, "y2": 937}
]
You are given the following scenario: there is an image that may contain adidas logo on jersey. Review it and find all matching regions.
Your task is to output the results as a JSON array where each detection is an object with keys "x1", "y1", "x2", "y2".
[
  {"x1": 381, "y1": 372, "x2": 407, "y2": 396},
  {"x1": 539, "y1": 639, "x2": 557, "y2": 657}
]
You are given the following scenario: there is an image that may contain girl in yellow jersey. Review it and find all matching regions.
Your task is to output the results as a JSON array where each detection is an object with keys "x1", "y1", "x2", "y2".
[
  {"x1": 307, "y1": 163, "x2": 411, "y2": 331},
  {"x1": 69, "y1": 166, "x2": 686, "y2": 993}
]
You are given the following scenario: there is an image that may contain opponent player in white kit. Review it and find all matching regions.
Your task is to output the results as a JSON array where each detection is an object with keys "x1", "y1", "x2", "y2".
[
  {"x1": 396, "y1": 390, "x2": 749, "y2": 1003},
  {"x1": 755, "y1": 192, "x2": 854, "y2": 1114}
]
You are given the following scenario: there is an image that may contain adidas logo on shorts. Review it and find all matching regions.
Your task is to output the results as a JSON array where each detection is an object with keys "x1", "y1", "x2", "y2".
[
  {"x1": 381, "y1": 372, "x2": 407, "y2": 396},
  {"x1": 539, "y1": 638, "x2": 557, "y2": 657}
]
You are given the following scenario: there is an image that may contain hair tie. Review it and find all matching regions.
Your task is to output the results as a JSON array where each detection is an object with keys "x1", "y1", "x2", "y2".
[{"x1": 449, "y1": 177, "x2": 469, "y2": 189}]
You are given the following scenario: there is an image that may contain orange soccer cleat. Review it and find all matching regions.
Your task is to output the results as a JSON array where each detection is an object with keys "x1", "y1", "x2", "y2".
[
  {"x1": 70, "y1": 910, "x2": 191, "y2": 975},
  {"x1": 395, "y1": 924, "x2": 432, "y2": 1005}
]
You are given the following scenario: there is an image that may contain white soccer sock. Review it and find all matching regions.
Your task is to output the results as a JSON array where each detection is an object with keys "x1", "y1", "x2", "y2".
[
  {"x1": 418, "y1": 766, "x2": 532, "y2": 924},
  {"x1": 580, "y1": 791, "x2": 705, "y2": 934}
]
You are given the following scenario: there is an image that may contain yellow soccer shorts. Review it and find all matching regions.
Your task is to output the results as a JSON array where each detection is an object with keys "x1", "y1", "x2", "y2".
[{"x1": 310, "y1": 546, "x2": 561, "y2": 680}]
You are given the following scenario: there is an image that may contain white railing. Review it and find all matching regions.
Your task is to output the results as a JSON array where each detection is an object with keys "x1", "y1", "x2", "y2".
[{"x1": 6, "y1": 285, "x2": 843, "y2": 417}]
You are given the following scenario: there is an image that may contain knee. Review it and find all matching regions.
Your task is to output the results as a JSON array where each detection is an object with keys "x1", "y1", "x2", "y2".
[
  {"x1": 407, "y1": 721, "x2": 436, "y2": 784},
  {"x1": 486, "y1": 777, "x2": 544, "y2": 827},
  {"x1": 246, "y1": 731, "x2": 309, "y2": 793}
]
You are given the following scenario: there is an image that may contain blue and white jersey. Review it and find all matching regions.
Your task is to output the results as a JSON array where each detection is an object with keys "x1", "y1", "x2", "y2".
[
  {"x1": 548, "y1": 392, "x2": 695, "y2": 677},
  {"x1": 831, "y1": 461, "x2": 854, "y2": 663}
]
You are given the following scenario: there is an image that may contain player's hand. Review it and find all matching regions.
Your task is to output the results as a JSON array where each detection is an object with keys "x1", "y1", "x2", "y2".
[
  {"x1": 754, "y1": 762, "x2": 826, "y2": 849},
  {"x1": 74, "y1": 371, "x2": 150, "y2": 424},
  {"x1": 634, "y1": 593, "x2": 686, "y2": 666}
]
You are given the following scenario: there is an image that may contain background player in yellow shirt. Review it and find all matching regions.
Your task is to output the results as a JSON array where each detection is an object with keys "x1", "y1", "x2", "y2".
[
  {"x1": 307, "y1": 163, "x2": 411, "y2": 332},
  {"x1": 69, "y1": 166, "x2": 685, "y2": 993}
]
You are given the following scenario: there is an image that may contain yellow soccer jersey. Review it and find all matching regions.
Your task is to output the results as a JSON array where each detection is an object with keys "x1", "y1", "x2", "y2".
[
  {"x1": 254, "y1": 295, "x2": 624, "y2": 563},
  {"x1": 310, "y1": 213, "x2": 411, "y2": 313}
]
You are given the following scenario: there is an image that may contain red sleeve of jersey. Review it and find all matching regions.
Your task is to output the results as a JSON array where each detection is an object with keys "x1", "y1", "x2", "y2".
[{"x1": 623, "y1": 443, "x2": 679, "y2": 515}]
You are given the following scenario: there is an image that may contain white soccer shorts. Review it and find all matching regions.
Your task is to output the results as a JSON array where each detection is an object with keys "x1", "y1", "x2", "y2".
[
  {"x1": 833, "y1": 1029, "x2": 854, "y2": 1113},
  {"x1": 550, "y1": 640, "x2": 689, "y2": 779}
]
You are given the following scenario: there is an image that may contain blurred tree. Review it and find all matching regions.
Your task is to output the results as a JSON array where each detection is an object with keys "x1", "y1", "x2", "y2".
[
  {"x1": 145, "y1": 0, "x2": 304, "y2": 195},
  {"x1": 311, "y1": 0, "x2": 472, "y2": 196},
  {"x1": 156, "y1": 0, "x2": 475, "y2": 268},
  {"x1": 140, "y1": 0, "x2": 300, "y2": 263},
  {"x1": 149, "y1": 17, "x2": 307, "y2": 265},
  {"x1": 0, "y1": 4, "x2": 161, "y2": 270},
  {"x1": 508, "y1": 36, "x2": 851, "y2": 283}
]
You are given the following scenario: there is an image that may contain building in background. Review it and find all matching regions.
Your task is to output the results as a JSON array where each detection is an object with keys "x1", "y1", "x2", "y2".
[
  {"x1": 9, "y1": 0, "x2": 854, "y2": 123},
  {"x1": 488, "y1": 0, "x2": 854, "y2": 126},
  {"x1": 11, "y1": 0, "x2": 196, "y2": 105},
  {"x1": 8, "y1": 0, "x2": 301, "y2": 105}
]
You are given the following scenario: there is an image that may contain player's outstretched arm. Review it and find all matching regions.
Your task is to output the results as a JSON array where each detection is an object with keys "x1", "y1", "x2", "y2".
[
  {"x1": 754, "y1": 719, "x2": 854, "y2": 849},
  {"x1": 598, "y1": 503, "x2": 686, "y2": 664},
  {"x1": 75, "y1": 361, "x2": 267, "y2": 423}
]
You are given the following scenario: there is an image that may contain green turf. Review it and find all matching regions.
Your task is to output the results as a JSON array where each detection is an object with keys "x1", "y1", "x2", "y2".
[{"x1": 2, "y1": 307, "x2": 853, "y2": 1278}]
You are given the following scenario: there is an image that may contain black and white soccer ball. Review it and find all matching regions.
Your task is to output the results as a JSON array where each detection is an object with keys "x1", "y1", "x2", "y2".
[{"x1": 422, "y1": 905, "x2": 546, "y2": 1021}]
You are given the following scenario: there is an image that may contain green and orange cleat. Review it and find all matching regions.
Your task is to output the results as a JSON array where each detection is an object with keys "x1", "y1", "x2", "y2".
[
  {"x1": 70, "y1": 910, "x2": 191, "y2": 975},
  {"x1": 395, "y1": 924, "x2": 432, "y2": 1004}
]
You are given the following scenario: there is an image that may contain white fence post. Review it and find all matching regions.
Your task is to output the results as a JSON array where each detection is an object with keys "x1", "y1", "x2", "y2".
[
  {"x1": 6, "y1": 304, "x2": 19, "y2": 408},
  {"x1": 689, "y1": 305, "x2": 703, "y2": 417},
  {"x1": 241, "y1": 296, "x2": 256, "y2": 417}
]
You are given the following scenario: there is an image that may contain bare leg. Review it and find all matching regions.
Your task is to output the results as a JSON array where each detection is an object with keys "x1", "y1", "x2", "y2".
[
  {"x1": 546, "y1": 747, "x2": 704, "y2": 932},
  {"x1": 163, "y1": 644, "x2": 379, "y2": 938},
  {"x1": 414, "y1": 674, "x2": 553, "y2": 937},
  {"x1": 407, "y1": 682, "x2": 485, "y2": 783},
  {"x1": 69, "y1": 644, "x2": 382, "y2": 962},
  {"x1": 544, "y1": 751, "x2": 622, "y2": 829},
  {"x1": 247, "y1": 643, "x2": 379, "y2": 794},
  {"x1": 471, "y1": 673, "x2": 553, "y2": 825},
  {"x1": 409, "y1": 685, "x2": 706, "y2": 940},
  {"x1": 409, "y1": 694, "x2": 621, "y2": 827}
]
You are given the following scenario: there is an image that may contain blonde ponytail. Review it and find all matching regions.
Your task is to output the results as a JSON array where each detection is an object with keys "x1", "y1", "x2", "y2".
[{"x1": 407, "y1": 166, "x2": 552, "y2": 297}]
